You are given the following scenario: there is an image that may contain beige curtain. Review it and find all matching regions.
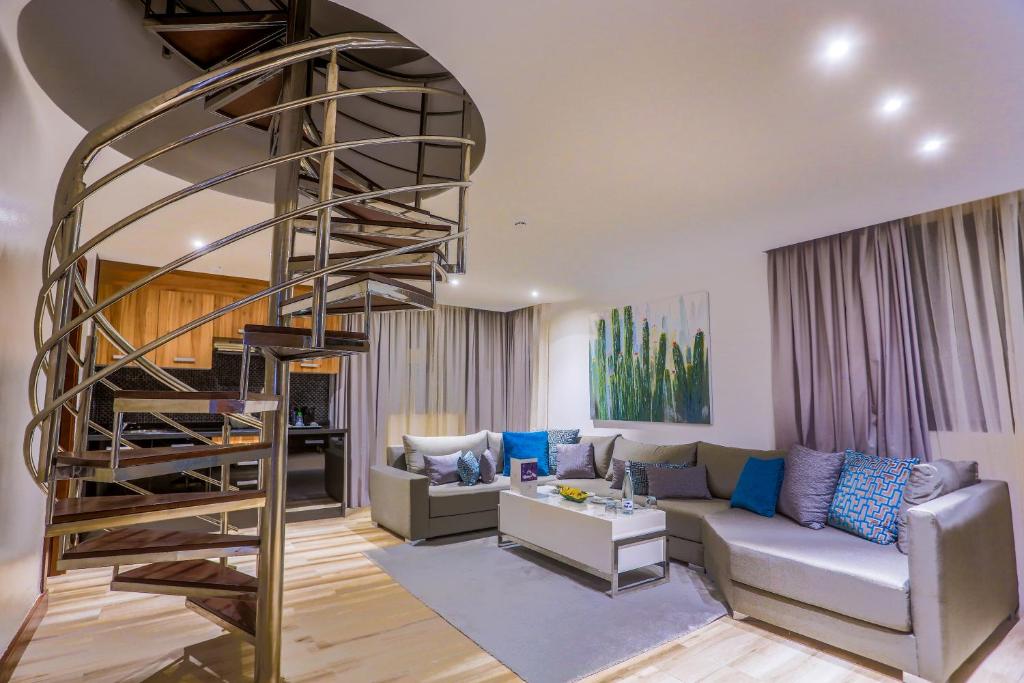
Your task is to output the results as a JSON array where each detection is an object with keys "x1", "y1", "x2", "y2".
[
  {"x1": 907, "y1": 191, "x2": 1024, "y2": 433},
  {"x1": 770, "y1": 189, "x2": 1024, "y2": 459},
  {"x1": 769, "y1": 221, "x2": 932, "y2": 459},
  {"x1": 333, "y1": 304, "x2": 539, "y2": 506}
]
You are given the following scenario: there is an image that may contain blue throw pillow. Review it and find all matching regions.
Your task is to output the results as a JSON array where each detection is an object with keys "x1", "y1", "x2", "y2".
[
  {"x1": 502, "y1": 431, "x2": 551, "y2": 475},
  {"x1": 457, "y1": 451, "x2": 480, "y2": 486},
  {"x1": 828, "y1": 450, "x2": 919, "y2": 544},
  {"x1": 730, "y1": 457, "x2": 786, "y2": 517}
]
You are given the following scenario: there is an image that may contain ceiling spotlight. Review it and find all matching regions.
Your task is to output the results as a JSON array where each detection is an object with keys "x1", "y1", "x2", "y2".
[
  {"x1": 531, "y1": 290, "x2": 540, "y2": 299},
  {"x1": 918, "y1": 136, "x2": 947, "y2": 156},
  {"x1": 822, "y1": 36, "x2": 854, "y2": 64},
  {"x1": 191, "y1": 238, "x2": 206, "y2": 249},
  {"x1": 878, "y1": 94, "x2": 907, "y2": 116},
  {"x1": 450, "y1": 278, "x2": 460, "y2": 286}
]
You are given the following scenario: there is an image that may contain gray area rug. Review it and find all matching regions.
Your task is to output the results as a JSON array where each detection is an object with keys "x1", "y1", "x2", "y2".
[{"x1": 365, "y1": 532, "x2": 727, "y2": 683}]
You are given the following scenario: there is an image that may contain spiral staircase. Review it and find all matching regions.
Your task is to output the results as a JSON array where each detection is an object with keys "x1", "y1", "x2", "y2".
[{"x1": 25, "y1": 1, "x2": 478, "y2": 680}]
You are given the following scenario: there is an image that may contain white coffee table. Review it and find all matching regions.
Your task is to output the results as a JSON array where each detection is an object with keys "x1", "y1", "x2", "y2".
[{"x1": 497, "y1": 487, "x2": 669, "y2": 596}]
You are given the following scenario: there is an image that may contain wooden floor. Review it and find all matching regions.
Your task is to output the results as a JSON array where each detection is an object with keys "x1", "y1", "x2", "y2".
[{"x1": 11, "y1": 510, "x2": 1024, "y2": 683}]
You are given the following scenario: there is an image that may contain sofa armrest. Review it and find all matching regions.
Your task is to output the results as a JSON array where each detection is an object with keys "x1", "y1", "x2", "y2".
[
  {"x1": 908, "y1": 480, "x2": 1018, "y2": 682},
  {"x1": 370, "y1": 465, "x2": 429, "y2": 541}
]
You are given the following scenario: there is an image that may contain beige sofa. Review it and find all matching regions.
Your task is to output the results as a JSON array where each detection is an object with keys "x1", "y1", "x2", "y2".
[{"x1": 369, "y1": 434, "x2": 1019, "y2": 682}]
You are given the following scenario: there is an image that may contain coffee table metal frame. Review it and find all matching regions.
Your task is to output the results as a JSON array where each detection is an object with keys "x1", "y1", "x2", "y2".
[{"x1": 497, "y1": 510, "x2": 670, "y2": 597}]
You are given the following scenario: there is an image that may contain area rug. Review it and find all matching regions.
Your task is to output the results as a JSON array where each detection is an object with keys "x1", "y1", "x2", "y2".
[{"x1": 365, "y1": 532, "x2": 727, "y2": 683}]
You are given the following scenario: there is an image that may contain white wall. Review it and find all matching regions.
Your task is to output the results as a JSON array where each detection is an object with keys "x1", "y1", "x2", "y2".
[{"x1": 539, "y1": 247, "x2": 775, "y2": 449}]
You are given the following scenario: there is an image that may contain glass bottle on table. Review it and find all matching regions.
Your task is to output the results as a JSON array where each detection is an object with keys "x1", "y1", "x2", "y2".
[{"x1": 622, "y1": 464, "x2": 635, "y2": 515}]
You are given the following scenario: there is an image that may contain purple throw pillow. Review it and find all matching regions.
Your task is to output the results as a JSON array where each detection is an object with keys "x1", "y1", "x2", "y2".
[
  {"x1": 478, "y1": 448, "x2": 498, "y2": 483},
  {"x1": 648, "y1": 464, "x2": 711, "y2": 499},
  {"x1": 422, "y1": 451, "x2": 462, "y2": 486},
  {"x1": 609, "y1": 458, "x2": 628, "y2": 489},
  {"x1": 555, "y1": 443, "x2": 596, "y2": 479}
]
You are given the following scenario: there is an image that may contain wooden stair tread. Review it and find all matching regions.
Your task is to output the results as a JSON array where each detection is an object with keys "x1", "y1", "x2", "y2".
[
  {"x1": 242, "y1": 324, "x2": 367, "y2": 341},
  {"x1": 146, "y1": 12, "x2": 287, "y2": 71},
  {"x1": 64, "y1": 529, "x2": 259, "y2": 560},
  {"x1": 241, "y1": 324, "x2": 369, "y2": 360},
  {"x1": 48, "y1": 491, "x2": 265, "y2": 535},
  {"x1": 114, "y1": 559, "x2": 257, "y2": 593},
  {"x1": 57, "y1": 442, "x2": 270, "y2": 467},
  {"x1": 113, "y1": 390, "x2": 275, "y2": 401},
  {"x1": 187, "y1": 596, "x2": 257, "y2": 641},
  {"x1": 112, "y1": 390, "x2": 279, "y2": 415}
]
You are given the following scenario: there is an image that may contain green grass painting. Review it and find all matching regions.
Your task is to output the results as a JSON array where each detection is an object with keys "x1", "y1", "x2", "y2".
[{"x1": 589, "y1": 293, "x2": 711, "y2": 423}]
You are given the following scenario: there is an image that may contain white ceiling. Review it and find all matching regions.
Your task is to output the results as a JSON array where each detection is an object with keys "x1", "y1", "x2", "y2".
[
  {"x1": 339, "y1": 0, "x2": 1024, "y2": 310},
  {"x1": 67, "y1": 1, "x2": 1024, "y2": 311}
]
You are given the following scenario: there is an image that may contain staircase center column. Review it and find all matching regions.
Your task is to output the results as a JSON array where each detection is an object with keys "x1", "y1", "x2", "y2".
[{"x1": 256, "y1": 1, "x2": 311, "y2": 681}]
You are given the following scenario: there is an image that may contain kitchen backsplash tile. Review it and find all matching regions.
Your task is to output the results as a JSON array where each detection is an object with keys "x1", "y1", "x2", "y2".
[{"x1": 90, "y1": 352, "x2": 332, "y2": 430}]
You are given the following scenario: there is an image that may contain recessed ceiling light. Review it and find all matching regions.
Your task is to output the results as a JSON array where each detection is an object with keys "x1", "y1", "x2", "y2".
[
  {"x1": 878, "y1": 94, "x2": 907, "y2": 117},
  {"x1": 191, "y1": 238, "x2": 205, "y2": 249},
  {"x1": 450, "y1": 278, "x2": 460, "y2": 286},
  {"x1": 822, "y1": 36, "x2": 854, "y2": 64},
  {"x1": 918, "y1": 136, "x2": 947, "y2": 156},
  {"x1": 531, "y1": 290, "x2": 540, "y2": 299}
]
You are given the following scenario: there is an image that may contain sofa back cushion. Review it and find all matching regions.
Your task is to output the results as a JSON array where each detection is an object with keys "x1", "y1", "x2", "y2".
[
  {"x1": 487, "y1": 431, "x2": 505, "y2": 473},
  {"x1": 896, "y1": 459, "x2": 979, "y2": 553},
  {"x1": 697, "y1": 442, "x2": 786, "y2": 499},
  {"x1": 580, "y1": 434, "x2": 619, "y2": 478},
  {"x1": 605, "y1": 438, "x2": 697, "y2": 481},
  {"x1": 403, "y1": 431, "x2": 489, "y2": 476}
]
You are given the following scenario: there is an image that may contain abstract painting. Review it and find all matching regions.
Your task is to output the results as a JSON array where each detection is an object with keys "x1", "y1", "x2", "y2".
[{"x1": 589, "y1": 292, "x2": 711, "y2": 423}]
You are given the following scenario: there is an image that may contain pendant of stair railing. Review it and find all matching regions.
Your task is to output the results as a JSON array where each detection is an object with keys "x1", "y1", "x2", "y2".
[{"x1": 25, "y1": 11, "x2": 474, "y2": 681}]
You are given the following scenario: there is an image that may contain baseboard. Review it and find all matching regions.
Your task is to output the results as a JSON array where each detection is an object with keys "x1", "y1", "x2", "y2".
[{"x1": 0, "y1": 591, "x2": 48, "y2": 683}]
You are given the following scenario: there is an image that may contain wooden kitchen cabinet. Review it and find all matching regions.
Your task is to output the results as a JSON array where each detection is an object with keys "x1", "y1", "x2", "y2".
[
  {"x1": 95, "y1": 260, "x2": 346, "y2": 374},
  {"x1": 154, "y1": 289, "x2": 216, "y2": 369}
]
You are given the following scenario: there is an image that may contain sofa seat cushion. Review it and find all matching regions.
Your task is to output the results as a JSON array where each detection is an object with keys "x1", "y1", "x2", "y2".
[
  {"x1": 657, "y1": 498, "x2": 731, "y2": 543},
  {"x1": 705, "y1": 508, "x2": 911, "y2": 632},
  {"x1": 551, "y1": 478, "x2": 615, "y2": 498},
  {"x1": 428, "y1": 475, "x2": 557, "y2": 518}
]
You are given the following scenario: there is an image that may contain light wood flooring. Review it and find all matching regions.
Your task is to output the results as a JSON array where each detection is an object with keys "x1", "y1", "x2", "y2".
[{"x1": 11, "y1": 509, "x2": 1024, "y2": 682}]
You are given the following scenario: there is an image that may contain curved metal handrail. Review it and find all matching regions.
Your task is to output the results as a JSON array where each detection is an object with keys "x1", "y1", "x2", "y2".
[{"x1": 28, "y1": 31, "x2": 475, "y2": 501}]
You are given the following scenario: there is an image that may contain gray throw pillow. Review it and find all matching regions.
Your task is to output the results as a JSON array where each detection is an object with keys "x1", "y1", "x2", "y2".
[
  {"x1": 648, "y1": 464, "x2": 711, "y2": 499},
  {"x1": 777, "y1": 445, "x2": 845, "y2": 529},
  {"x1": 547, "y1": 428, "x2": 581, "y2": 474},
  {"x1": 897, "y1": 459, "x2": 980, "y2": 553},
  {"x1": 478, "y1": 448, "x2": 498, "y2": 484},
  {"x1": 422, "y1": 451, "x2": 463, "y2": 486},
  {"x1": 609, "y1": 458, "x2": 628, "y2": 489},
  {"x1": 555, "y1": 443, "x2": 596, "y2": 479}
]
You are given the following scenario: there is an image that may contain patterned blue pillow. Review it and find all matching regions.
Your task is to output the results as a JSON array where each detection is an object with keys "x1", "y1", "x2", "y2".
[
  {"x1": 627, "y1": 461, "x2": 688, "y2": 496},
  {"x1": 547, "y1": 429, "x2": 580, "y2": 474},
  {"x1": 457, "y1": 451, "x2": 480, "y2": 486},
  {"x1": 827, "y1": 450, "x2": 918, "y2": 544}
]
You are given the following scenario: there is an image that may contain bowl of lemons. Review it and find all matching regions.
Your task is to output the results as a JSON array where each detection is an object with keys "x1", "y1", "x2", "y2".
[{"x1": 555, "y1": 485, "x2": 591, "y2": 503}]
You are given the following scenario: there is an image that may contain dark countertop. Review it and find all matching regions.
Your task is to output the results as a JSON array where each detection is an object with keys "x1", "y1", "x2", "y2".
[{"x1": 88, "y1": 426, "x2": 346, "y2": 444}]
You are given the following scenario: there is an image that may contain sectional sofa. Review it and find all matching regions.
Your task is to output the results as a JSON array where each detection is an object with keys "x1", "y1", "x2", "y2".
[{"x1": 368, "y1": 432, "x2": 1019, "y2": 683}]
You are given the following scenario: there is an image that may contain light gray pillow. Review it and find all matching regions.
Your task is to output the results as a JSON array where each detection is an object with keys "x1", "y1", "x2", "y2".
[
  {"x1": 422, "y1": 451, "x2": 463, "y2": 486},
  {"x1": 555, "y1": 443, "x2": 596, "y2": 479},
  {"x1": 580, "y1": 434, "x2": 619, "y2": 478},
  {"x1": 777, "y1": 445, "x2": 845, "y2": 529},
  {"x1": 897, "y1": 459, "x2": 980, "y2": 553},
  {"x1": 403, "y1": 431, "x2": 488, "y2": 475},
  {"x1": 478, "y1": 448, "x2": 498, "y2": 484},
  {"x1": 648, "y1": 464, "x2": 711, "y2": 499}
]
